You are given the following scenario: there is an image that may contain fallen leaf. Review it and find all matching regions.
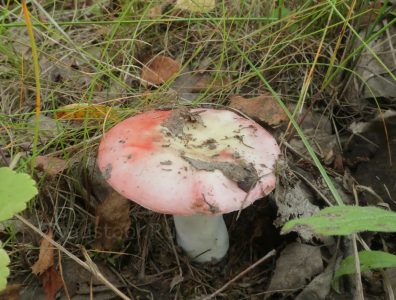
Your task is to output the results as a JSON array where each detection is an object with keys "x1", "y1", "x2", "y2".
[
  {"x1": 35, "y1": 156, "x2": 68, "y2": 176},
  {"x1": 295, "y1": 257, "x2": 338, "y2": 300},
  {"x1": 27, "y1": 115, "x2": 61, "y2": 144},
  {"x1": 191, "y1": 74, "x2": 230, "y2": 92},
  {"x1": 61, "y1": 258, "x2": 122, "y2": 298},
  {"x1": 289, "y1": 130, "x2": 337, "y2": 163},
  {"x1": 140, "y1": 55, "x2": 181, "y2": 86},
  {"x1": 148, "y1": 4, "x2": 164, "y2": 18},
  {"x1": 175, "y1": 0, "x2": 216, "y2": 13},
  {"x1": 346, "y1": 26, "x2": 396, "y2": 105},
  {"x1": 274, "y1": 180, "x2": 320, "y2": 242},
  {"x1": 268, "y1": 243, "x2": 323, "y2": 292},
  {"x1": 0, "y1": 284, "x2": 22, "y2": 300},
  {"x1": 31, "y1": 230, "x2": 54, "y2": 275},
  {"x1": 55, "y1": 103, "x2": 119, "y2": 121},
  {"x1": 42, "y1": 266, "x2": 63, "y2": 300},
  {"x1": 171, "y1": 69, "x2": 229, "y2": 94},
  {"x1": 95, "y1": 190, "x2": 131, "y2": 250},
  {"x1": 229, "y1": 93, "x2": 288, "y2": 125}
]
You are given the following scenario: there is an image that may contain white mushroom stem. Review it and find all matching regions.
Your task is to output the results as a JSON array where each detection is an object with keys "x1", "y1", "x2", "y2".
[{"x1": 173, "y1": 214, "x2": 229, "y2": 263}]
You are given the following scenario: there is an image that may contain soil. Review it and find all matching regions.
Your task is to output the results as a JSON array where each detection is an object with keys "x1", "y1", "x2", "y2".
[{"x1": 182, "y1": 155, "x2": 259, "y2": 192}]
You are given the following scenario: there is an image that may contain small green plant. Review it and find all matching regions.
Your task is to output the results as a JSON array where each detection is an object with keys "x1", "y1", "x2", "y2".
[
  {"x1": 282, "y1": 205, "x2": 396, "y2": 290},
  {"x1": 0, "y1": 167, "x2": 37, "y2": 291}
]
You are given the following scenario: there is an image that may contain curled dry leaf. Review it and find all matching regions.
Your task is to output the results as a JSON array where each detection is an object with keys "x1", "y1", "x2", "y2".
[
  {"x1": 55, "y1": 103, "x2": 120, "y2": 122},
  {"x1": 31, "y1": 230, "x2": 54, "y2": 275},
  {"x1": 141, "y1": 55, "x2": 181, "y2": 86},
  {"x1": 229, "y1": 93, "x2": 288, "y2": 126},
  {"x1": 35, "y1": 156, "x2": 68, "y2": 176},
  {"x1": 95, "y1": 190, "x2": 131, "y2": 250}
]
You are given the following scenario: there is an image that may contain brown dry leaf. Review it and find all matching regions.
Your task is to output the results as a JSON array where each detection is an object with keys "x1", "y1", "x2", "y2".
[
  {"x1": 55, "y1": 103, "x2": 120, "y2": 121},
  {"x1": 31, "y1": 230, "x2": 54, "y2": 275},
  {"x1": 0, "y1": 284, "x2": 22, "y2": 300},
  {"x1": 35, "y1": 156, "x2": 68, "y2": 176},
  {"x1": 95, "y1": 190, "x2": 131, "y2": 250},
  {"x1": 191, "y1": 74, "x2": 230, "y2": 92},
  {"x1": 229, "y1": 93, "x2": 288, "y2": 126},
  {"x1": 141, "y1": 55, "x2": 181, "y2": 86},
  {"x1": 42, "y1": 266, "x2": 63, "y2": 300},
  {"x1": 148, "y1": 4, "x2": 164, "y2": 18}
]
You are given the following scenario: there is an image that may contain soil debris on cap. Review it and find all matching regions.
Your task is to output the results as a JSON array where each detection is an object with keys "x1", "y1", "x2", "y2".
[
  {"x1": 161, "y1": 108, "x2": 204, "y2": 136},
  {"x1": 182, "y1": 155, "x2": 258, "y2": 192},
  {"x1": 200, "y1": 138, "x2": 217, "y2": 149}
]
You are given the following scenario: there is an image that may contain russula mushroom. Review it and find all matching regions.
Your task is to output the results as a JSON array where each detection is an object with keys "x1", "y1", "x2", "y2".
[{"x1": 98, "y1": 108, "x2": 280, "y2": 263}]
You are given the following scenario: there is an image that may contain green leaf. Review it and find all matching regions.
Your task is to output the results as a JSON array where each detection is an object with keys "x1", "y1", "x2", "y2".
[
  {"x1": 0, "y1": 248, "x2": 10, "y2": 291},
  {"x1": 333, "y1": 251, "x2": 396, "y2": 292},
  {"x1": 281, "y1": 206, "x2": 396, "y2": 236},
  {"x1": 0, "y1": 167, "x2": 38, "y2": 222}
]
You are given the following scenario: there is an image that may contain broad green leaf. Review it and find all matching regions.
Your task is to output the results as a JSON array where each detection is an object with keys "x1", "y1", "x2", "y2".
[
  {"x1": 282, "y1": 206, "x2": 396, "y2": 236},
  {"x1": 333, "y1": 251, "x2": 396, "y2": 292},
  {"x1": 0, "y1": 167, "x2": 38, "y2": 222},
  {"x1": 0, "y1": 248, "x2": 10, "y2": 291},
  {"x1": 175, "y1": 0, "x2": 215, "y2": 13}
]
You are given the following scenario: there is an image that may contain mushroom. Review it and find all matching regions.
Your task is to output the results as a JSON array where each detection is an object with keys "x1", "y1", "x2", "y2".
[{"x1": 97, "y1": 108, "x2": 280, "y2": 263}]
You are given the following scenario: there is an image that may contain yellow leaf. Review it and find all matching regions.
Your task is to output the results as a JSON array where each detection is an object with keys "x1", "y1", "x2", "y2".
[
  {"x1": 55, "y1": 103, "x2": 120, "y2": 121},
  {"x1": 175, "y1": 0, "x2": 216, "y2": 13}
]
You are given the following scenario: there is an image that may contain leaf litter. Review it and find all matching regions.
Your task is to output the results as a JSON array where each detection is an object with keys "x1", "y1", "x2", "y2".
[
  {"x1": 95, "y1": 190, "x2": 131, "y2": 251},
  {"x1": 229, "y1": 93, "x2": 288, "y2": 126},
  {"x1": 140, "y1": 55, "x2": 181, "y2": 86},
  {"x1": 31, "y1": 230, "x2": 55, "y2": 275},
  {"x1": 267, "y1": 242, "x2": 323, "y2": 294}
]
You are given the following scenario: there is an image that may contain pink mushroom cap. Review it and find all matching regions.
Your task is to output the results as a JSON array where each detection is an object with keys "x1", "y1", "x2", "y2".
[{"x1": 98, "y1": 108, "x2": 280, "y2": 215}]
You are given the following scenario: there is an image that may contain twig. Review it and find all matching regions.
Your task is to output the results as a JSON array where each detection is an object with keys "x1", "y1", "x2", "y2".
[
  {"x1": 164, "y1": 216, "x2": 183, "y2": 276},
  {"x1": 57, "y1": 251, "x2": 71, "y2": 300},
  {"x1": 15, "y1": 214, "x2": 131, "y2": 300},
  {"x1": 352, "y1": 234, "x2": 364, "y2": 300},
  {"x1": 200, "y1": 249, "x2": 276, "y2": 300}
]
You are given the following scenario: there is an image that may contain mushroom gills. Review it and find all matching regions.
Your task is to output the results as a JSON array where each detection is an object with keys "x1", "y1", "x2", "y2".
[{"x1": 173, "y1": 214, "x2": 229, "y2": 263}]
